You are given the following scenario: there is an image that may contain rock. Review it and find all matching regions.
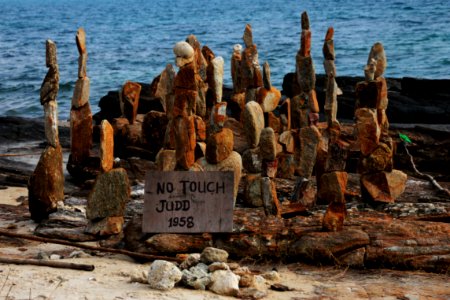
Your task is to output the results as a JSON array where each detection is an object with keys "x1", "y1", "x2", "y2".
[
  {"x1": 242, "y1": 148, "x2": 262, "y2": 173},
  {"x1": 40, "y1": 40, "x2": 59, "y2": 105},
  {"x1": 290, "y1": 95, "x2": 309, "y2": 129},
  {"x1": 147, "y1": 260, "x2": 182, "y2": 291},
  {"x1": 208, "y1": 270, "x2": 240, "y2": 297},
  {"x1": 129, "y1": 270, "x2": 148, "y2": 284},
  {"x1": 121, "y1": 81, "x2": 141, "y2": 124},
  {"x1": 239, "y1": 288, "x2": 267, "y2": 299},
  {"x1": 142, "y1": 111, "x2": 168, "y2": 157},
  {"x1": 44, "y1": 101, "x2": 59, "y2": 148},
  {"x1": 308, "y1": 90, "x2": 319, "y2": 113},
  {"x1": 359, "y1": 142, "x2": 393, "y2": 174},
  {"x1": 242, "y1": 101, "x2": 264, "y2": 148},
  {"x1": 279, "y1": 130, "x2": 295, "y2": 153},
  {"x1": 206, "y1": 128, "x2": 234, "y2": 164},
  {"x1": 317, "y1": 171, "x2": 347, "y2": 204},
  {"x1": 243, "y1": 24, "x2": 253, "y2": 47},
  {"x1": 261, "y1": 271, "x2": 280, "y2": 282},
  {"x1": 212, "y1": 56, "x2": 224, "y2": 102},
  {"x1": 209, "y1": 262, "x2": 230, "y2": 272},
  {"x1": 323, "y1": 27, "x2": 335, "y2": 60},
  {"x1": 338, "y1": 247, "x2": 366, "y2": 268},
  {"x1": 322, "y1": 202, "x2": 347, "y2": 232},
  {"x1": 72, "y1": 78, "x2": 90, "y2": 109},
  {"x1": 231, "y1": 44, "x2": 243, "y2": 93},
  {"x1": 224, "y1": 118, "x2": 249, "y2": 154},
  {"x1": 86, "y1": 168, "x2": 130, "y2": 220},
  {"x1": 75, "y1": 27, "x2": 86, "y2": 54},
  {"x1": 244, "y1": 174, "x2": 263, "y2": 207},
  {"x1": 145, "y1": 234, "x2": 212, "y2": 254},
  {"x1": 85, "y1": 216, "x2": 124, "y2": 236},
  {"x1": 262, "y1": 159, "x2": 278, "y2": 178},
  {"x1": 296, "y1": 126, "x2": 321, "y2": 177},
  {"x1": 267, "y1": 112, "x2": 282, "y2": 134},
  {"x1": 174, "y1": 115, "x2": 196, "y2": 170},
  {"x1": 257, "y1": 87, "x2": 281, "y2": 113},
  {"x1": 28, "y1": 144, "x2": 64, "y2": 222},
  {"x1": 276, "y1": 153, "x2": 296, "y2": 179},
  {"x1": 367, "y1": 42, "x2": 387, "y2": 79},
  {"x1": 239, "y1": 273, "x2": 254, "y2": 288},
  {"x1": 355, "y1": 108, "x2": 380, "y2": 156},
  {"x1": 201, "y1": 247, "x2": 229, "y2": 264},
  {"x1": 173, "y1": 41, "x2": 195, "y2": 67},
  {"x1": 259, "y1": 127, "x2": 277, "y2": 161},
  {"x1": 173, "y1": 63, "x2": 197, "y2": 117},
  {"x1": 355, "y1": 77, "x2": 388, "y2": 110},
  {"x1": 360, "y1": 169, "x2": 407, "y2": 203},
  {"x1": 70, "y1": 103, "x2": 93, "y2": 164},
  {"x1": 325, "y1": 139, "x2": 348, "y2": 172},
  {"x1": 261, "y1": 177, "x2": 281, "y2": 217},
  {"x1": 194, "y1": 115, "x2": 206, "y2": 141},
  {"x1": 155, "y1": 64, "x2": 175, "y2": 115},
  {"x1": 296, "y1": 56, "x2": 315, "y2": 92},
  {"x1": 182, "y1": 264, "x2": 211, "y2": 290},
  {"x1": 99, "y1": 120, "x2": 114, "y2": 173},
  {"x1": 195, "y1": 151, "x2": 242, "y2": 201},
  {"x1": 180, "y1": 253, "x2": 201, "y2": 270}
]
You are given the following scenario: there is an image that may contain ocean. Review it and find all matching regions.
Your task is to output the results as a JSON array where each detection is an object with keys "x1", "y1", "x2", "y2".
[{"x1": 0, "y1": 0, "x2": 449, "y2": 119}]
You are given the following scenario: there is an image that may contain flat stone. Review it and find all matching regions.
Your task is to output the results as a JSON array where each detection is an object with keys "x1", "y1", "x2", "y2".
[
  {"x1": 361, "y1": 170, "x2": 407, "y2": 203},
  {"x1": 28, "y1": 144, "x2": 64, "y2": 222},
  {"x1": 359, "y1": 142, "x2": 393, "y2": 174},
  {"x1": 201, "y1": 247, "x2": 229, "y2": 264},
  {"x1": 142, "y1": 111, "x2": 169, "y2": 156},
  {"x1": 279, "y1": 130, "x2": 295, "y2": 154},
  {"x1": 173, "y1": 63, "x2": 197, "y2": 116},
  {"x1": 243, "y1": 24, "x2": 253, "y2": 48},
  {"x1": 206, "y1": 128, "x2": 234, "y2": 164},
  {"x1": 267, "y1": 112, "x2": 282, "y2": 134},
  {"x1": 261, "y1": 177, "x2": 281, "y2": 217},
  {"x1": 242, "y1": 101, "x2": 264, "y2": 148},
  {"x1": 317, "y1": 171, "x2": 348, "y2": 204},
  {"x1": 72, "y1": 78, "x2": 90, "y2": 109},
  {"x1": 121, "y1": 81, "x2": 141, "y2": 124},
  {"x1": 296, "y1": 126, "x2": 321, "y2": 178},
  {"x1": 44, "y1": 101, "x2": 59, "y2": 148},
  {"x1": 148, "y1": 260, "x2": 182, "y2": 291},
  {"x1": 212, "y1": 102, "x2": 227, "y2": 128},
  {"x1": 259, "y1": 127, "x2": 277, "y2": 161},
  {"x1": 355, "y1": 108, "x2": 380, "y2": 156},
  {"x1": 85, "y1": 216, "x2": 124, "y2": 236},
  {"x1": 78, "y1": 52, "x2": 87, "y2": 78},
  {"x1": 209, "y1": 270, "x2": 240, "y2": 297},
  {"x1": 296, "y1": 56, "x2": 315, "y2": 92},
  {"x1": 262, "y1": 61, "x2": 271, "y2": 90},
  {"x1": 367, "y1": 42, "x2": 387, "y2": 79},
  {"x1": 155, "y1": 64, "x2": 176, "y2": 114},
  {"x1": 212, "y1": 56, "x2": 224, "y2": 102},
  {"x1": 325, "y1": 139, "x2": 348, "y2": 172},
  {"x1": 244, "y1": 174, "x2": 263, "y2": 207},
  {"x1": 194, "y1": 115, "x2": 206, "y2": 141},
  {"x1": 355, "y1": 77, "x2": 387, "y2": 110},
  {"x1": 300, "y1": 29, "x2": 311, "y2": 57},
  {"x1": 174, "y1": 115, "x2": 196, "y2": 170},
  {"x1": 70, "y1": 103, "x2": 92, "y2": 164},
  {"x1": 257, "y1": 87, "x2": 281, "y2": 112},
  {"x1": 76, "y1": 27, "x2": 86, "y2": 54},
  {"x1": 224, "y1": 118, "x2": 249, "y2": 154},
  {"x1": 276, "y1": 153, "x2": 296, "y2": 179},
  {"x1": 45, "y1": 39, "x2": 57, "y2": 67},
  {"x1": 322, "y1": 202, "x2": 347, "y2": 232},
  {"x1": 86, "y1": 168, "x2": 130, "y2": 220},
  {"x1": 322, "y1": 27, "x2": 335, "y2": 60},
  {"x1": 100, "y1": 119, "x2": 114, "y2": 173},
  {"x1": 290, "y1": 95, "x2": 309, "y2": 129},
  {"x1": 242, "y1": 148, "x2": 262, "y2": 173}
]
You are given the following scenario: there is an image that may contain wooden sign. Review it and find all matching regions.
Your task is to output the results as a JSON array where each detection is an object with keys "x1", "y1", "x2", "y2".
[{"x1": 143, "y1": 171, "x2": 234, "y2": 233}]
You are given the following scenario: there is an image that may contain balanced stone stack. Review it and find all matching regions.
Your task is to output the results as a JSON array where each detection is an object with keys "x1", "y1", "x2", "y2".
[
  {"x1": 322, "y1": 27, "x2": 340, "y2": 128},
  {"x1": 355, "y1": 43, "x2": 407, "y2": 203},
  {"x1": 28, "y1": 40, "x2": 64, "y2": 222},
  {"x1": 68, "y1": 28, "x2": 93, "y2": 176},
  {"x1": 186, "y1": 34, "x2": 208, "y2": 118},
  {"x1": 240, "y1": 24, "x2": 263, "y2": 104},
  {"x1": 291, "y1": 12, "x2": 322, "y2": 206}
]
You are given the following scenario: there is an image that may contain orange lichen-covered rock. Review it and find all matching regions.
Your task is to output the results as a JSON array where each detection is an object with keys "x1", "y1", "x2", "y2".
[
  {"x1": 361, "y1": 170, "x2": 407, "y2": 203},
  {"x1": 121, "y1": 81, "x2": 141, "y2": 124},
  {"x1": 100, "y1": 119, "x2": 114, "y2": 173},
  {"x1": 206, "y1": 128, "x2": 234, "y2": 164},
  {"x1": 70, "y1": 103, "x2": 92, "y2": 164},
  {"x1": 322, "y1": 202, "x2": 347, "y2": 232}
]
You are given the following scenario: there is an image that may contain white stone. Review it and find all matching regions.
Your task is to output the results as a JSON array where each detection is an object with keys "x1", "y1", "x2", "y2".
[
  {"x1": 147, "y1": 260, "x2": 182, "y2": 291},
  {"x1": 212, "y1": 56, "x2": 224, "y2": 102},
  {"x1": 44, "y1": 101, "x2": 59, "y2": 148},
  {"x1": 208, "y1": 270, "x2": 240, "y2": 297}
]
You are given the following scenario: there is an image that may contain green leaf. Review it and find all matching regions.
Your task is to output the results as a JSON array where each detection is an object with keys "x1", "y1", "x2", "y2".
[{"x1": 399, "y1": 133, "x2": 412, "y2": 144}]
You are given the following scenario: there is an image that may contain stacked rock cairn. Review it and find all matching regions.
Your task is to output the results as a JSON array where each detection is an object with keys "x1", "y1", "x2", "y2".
[
  {"x1": 355, "y1": 43, "x2": 407, "y2": 203},
  {"x1": 28, "y1": 40, "x2": 64, "y2": 222}
]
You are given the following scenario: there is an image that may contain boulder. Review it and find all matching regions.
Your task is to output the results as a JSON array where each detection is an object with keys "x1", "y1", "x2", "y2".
[
  {"x1": 86, "y1": 168, "x2": 130, "y2": 220},
  {"x1": 201, "y1": 247, "x2": 229, "y2": 264},
  {"x1": 182, "y1": 265, "x2": 211, "y2": 290},
  {"x1": 85, "y1": 216, "x2": 124, "y2": 236},
  {"x1": 208, "y1": 270, "x2": 240, "y2": 297},
  {"x1": 206, "y1": 128, "x2": 234, "y2": 164},
  {"x1": 360, "y1": 169, "x2": 407, "y2": 203},
  {"x1": 242, "y1": 101, "x2": 264, "y2": 148},
  {"x1": 180, "y1": 253, "x2": 201, "y2": 270},
  {"x1": 148, "y1": 260, "x2": 182, "y2": 291}
]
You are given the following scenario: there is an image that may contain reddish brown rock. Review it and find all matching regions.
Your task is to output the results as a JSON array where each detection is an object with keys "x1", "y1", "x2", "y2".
[
  {"x1": 71, "y1": 78, "x2": 90, "y2": 109},
  {"x1": 100, "y1": 119, "x2": 114, "y2": 173},
  {"x1": 28, "y1": 144, "x2": 64, "y2": 222},
  {"x1": 173, "y1": 62, "x2": 197, "y2": 117},
  {"x1": 317, "y1": 171, "x2": 348, "y2": 204},
  {"x1": 256, "y1": 87, "x2": 281, "y2": 113},
  {"x1": 308, "y1": 90, "x2": 319, "y2": 113},
  {"x1": 44, "y1": 101, "x2": 59, "y2": 148},
  {"x1": 212, "y1": 102, "x2": 227, "y2": 128},
  {"x1": 206, "y1": 128, "x2": 234, "y2": 164},
  {"x1": 142, "y1": 111, "x2": 169, "y2": 156},
  {"x1": 242, "y1": 148, "x2": 262, "y2": 173},
  {"x1": 355, "y1": 77, "x2": 387, "y2": 110},
  {"x1": 231, "y1": 44, "x2": 243, "y2": 93},
  {"x1": 360, "y1": 169, "x2": 407, "y2": 203},
  {"x1": 40, "y1": 40, "x2": 59, "y2": 105},
  {"x1": 355, "y1": 108, "x2": 380, "y2": 156},
  {"x1": 280, "y1": 98, "x2": 291, "y2": 131},
  {"x1": 276, "y1": 153, "x2": 296, "y2": 179},
  {"x1": 174, "y1": 115, "x2": 196, "y2": 170},
  {"x1": 359, "y1": 142, "x2": 393, "y2": 174},
  {"x1": 155, "y1": 149, "x2": 177, "y2": 171},
  {"x1": 70, "y1": 103, "x2": 92, "y2": 164},
  {"x1": 155, "y1": 64, "x2": 176, "y2": 115},
  {"x1": 194, "y1": 115, "x2": 206, "y2": 141},
  {"x1": 76, "y1": 27, "x2": 87, "y2": 54},
  {"x1": 291, "y1": 95, "x2": 309, "y2": 129},
  {"x1": 244, "y1": 174, "x2": 263, "y2": 207},
  {"x1": 261, "y1": 177, "x2": 281, "y2": 217},
  {"x1": 296, "y1": 126, "x2": 321, "y2": 178},
  {"x1": 322, "y1": 202, "x2": 347, "y2": 232},
  {"x1": 242, "y1": 101, "x2": 264, "y2": 148},
  {"x1": 86, "y1": 168, "x2": 130, "y2": 220},
  {"x1": 85, "y1": 216, "x2": 124, "y2": 236},
  {"x1": 224, "y1": 118, "x2": 249, "y2": 154},
  {"x1": 279, "y1": 130, "x2": 295, "y2": 154},
  {"x1": 267, "y1": 112, "x2": 282, "y2": 134},
  {"x1": 367, "y1": 42, "x2": 387, "y2": 79},
  {"x1": 262, "y1": 159, "x2": 278, "y2": 178},
  {"x1": 322, "y1": 27, "x2": 335, "y2": 60},
  {"x1": 296, "y1": 56, "x2": 316, "y2": 92},
  {"x1": 121, "y1": 81, "x2": 141, "y2": 124},
  {"x1": 325, "y1": 139, "x2": 348, "y2": 172}
]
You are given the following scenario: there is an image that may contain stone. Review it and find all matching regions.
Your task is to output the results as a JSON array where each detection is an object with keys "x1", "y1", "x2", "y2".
[
  {"x1": 206, "y1": 128, "x2": 234, "y2": 164},
  {"x1": 148, "y1": 260, "x2": 182, "y2": 291},
  {"x1": 262, "y1": 159, "x2": 278, "y2": 178},
  {"x1": 121, "y1": 81, "x2": 141, "y2": 124},
  {"x1": 261, "y1": 177, "x2": 281, "y2": 217},
  {"x1": 322, "y1": 202, "x2": 347, "y2": 232},
  {"x1": 174, "y1": 115, "x2": 196, "y2": 170},
  {"x1": 180, "y1": 253, "x2": 201, "y2": 270},
  {"x1": 324, "y1": 75, "x2": 338, "y2": 126},
  {"x1": 308, "y1": 89, "x2": 319, "y2": 113},
  {"x1": 367, "y1": 42, "x2": 387, "y2": 79},
  {"x1": 75, "y1": 27, "x2": 86, "y2": 54},
  {"x1": 28, "y1": 144, "x2": 64, "y2": 222},
  {"x1": 44, "y1": 101, "x2": 59, "y2": 147},
  {"x1": 209, "y1": 262, "x2": 230, "y2": 272},
  {"x1": 325, "y1": 139, "x2": 348, "y2": 172},
  {"x1": 261, "y1": 271, "x2": 280, "y2": 282},
  {"x1": 259, "y1": 127, "x2": 277, "y2": 161},
  {"x1": 239, "y1": 288, "x2": 267, "y2": 299},
  {"x1": 243, "y1": 24, "x2": 253, "y2": 47},
  {"x1": 301, "y1": 11, "x2": 310, "y2": 30},
  {"x1": 99, "y1": 119, "x2": 114, "y2": 173},
  {"x1": 71, "y1": 78, "x2": 90, "y2": 109},
  {"x1": 224, "y1": 118, "x2": 249, "y2": 154},
  {"x1": 40, "y1": 41, "x2": 59, "y2": 105},
  {"x1": 280, "y1": 98, "x2": 291, "y2": 131},
  {"x1": 173, "y1": 62, "x2": 197, "y2": 117},
  {"x1": 276, "y1": 153, "x2": 296, "y2": 179},
  {"x1": 70, "y1": 103, "x2": 93, "y2": 164},
  {"x1": 257, "y1": 87, "x2": 281, "y2": 113},
  {"x1": 211, "y1": 102, "x2": 227, "y2": 128},
  {"x1": 355, "y1": 108, "x2": 380, "y2": 156},
  {"x1": 142, "y1": 111, "x2": 169, "y2": 156},
  {"x1": 241, "y1": 43, "x2": 263, "y2": 90},
  {"x1": 361, "y1": 170, "x2": 407, "y2": 203},
  {"x1": 323, "y1": 27, "x2": 335, "y2": 60},
  {"x1": 78, "y1": 52, "x2": 87, "y2": 78},
  {"x1": 355, "y1": 77, "x2": 388, "y2": 110},
  {"x1": 300, "y1": 29, "x2": 311, "y2": 57},
  {"x1": 360, "y1": 142, "x2": 393, "y2": 174},
  {"x1": 85, "y1": 216, "x2": 124, "y2": 236},
  {"x1": 279, "y1": 130, "x2": 295, "y2": 153},
  {"x1": 244, "y1": 174, "x2": 263, "y2": 207},
  {"x1": 201, "y1": 247, "x2": 229, "y2": 264},
  {"x1": 231, "y1": 44, "x2": 243, "y2": 93},
  {"x1": 212, "y1": 56, "x2": 224, "y2": 102},
  {"x1": 182, "y1": 265, "x2": 211, "y2": 290},
  {"x1": 86, "y1": 168, "x2": 130, "y2": 220},
  {"x1": 239, "y1": 274, "x2": 254, "y2": 287},
  {"x1": 296, "y1": 56, "x2": 316, "y2": 92},
  {"x1": 267, "y1": 112, "x2": 282, "y2": 134},
  {"x1": 45, "y1": 39, "x2": 58, "y2": 67},
  {"x1": 242, "y1": 148, "x2": 262, "y2": 173},
  {"x1": 242, "y1": 101, "x2": 264, "y2": 148},
  {"x1": 262, "y1": 61, "x2": 271, "y2": 90},
  {"x1": 208, "y1": 270, "x2": 240, "y2": 297},
  {"x1": 317, "y1": 171, "x2": 348, "y2": 204},
  {"x1": 195, "y1": 151, "x2": 242, "y2": 202},
  {"x1": 155, "y1": 64, "x2": 176, "y2": 114},
  {"x1": 296, "y1": 126, "x2": 321, "y2": 178},
  {"x1": 195, "y1": 142, "x2": 207, "y2": 160},
  {"x1": 173, "y1": 41, "x2": 195, "y2": 67},
  {"x1": 290, "y1": 95, "x2": 309, "y2": 129}
]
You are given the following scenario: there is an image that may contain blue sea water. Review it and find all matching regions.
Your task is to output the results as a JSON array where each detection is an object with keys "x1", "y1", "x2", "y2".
[{"x1": 0, "y1": 0, "x2": 449, "y2": 119}]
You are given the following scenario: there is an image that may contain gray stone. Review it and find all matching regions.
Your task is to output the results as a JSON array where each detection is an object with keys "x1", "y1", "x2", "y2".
[
  {"x1": 212, "y1": 56, "x2": 224, "y2": 102},
  {"x1": 262, "y1": 61, "x2": 271, "y2": 90},
  {"x1": 44, "y1": 101, "x2": 59, "y2": 148},
  {"x1": 180, "y1": 253, "x2": 201, "y2": 270},
  {"x1": 201, "y1": 247, "x2": 229, "y2": 264},
  {"x1": 71, "y1": 77, "x2": 90, "y2": 109},
  {"x1": 259, "y1": 127, "x2": 277, "y2": 161},
  {"x1": 147, "y1": 260, "x2": 182, "y2": 291},
  {"x1": 244, "y1": 174, "x2": 263, "y2": 207},
  {"x1": 242, "y1": 101, "x2": 264, "y2": 148},
  {"x1": 296, "y1": 126, "x2": 321, "y2": 178},
  {"x1": 242, "y1": 148, "x2": 262, "y2": 173},
  {"x1": 208, "y1": 270, "x2": 240, "y2": 296}
]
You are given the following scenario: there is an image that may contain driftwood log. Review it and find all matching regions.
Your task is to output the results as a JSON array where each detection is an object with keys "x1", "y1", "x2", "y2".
[{"x1": 0, "y1": 257, "x2": 94, "y2": 271}]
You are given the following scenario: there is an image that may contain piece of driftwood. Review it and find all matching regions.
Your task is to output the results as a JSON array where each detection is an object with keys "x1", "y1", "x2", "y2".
[
  {"x1": 0, "y1": 257, "x2": 94, "y2": 271},
  {"x1": 0, "y1": 229, "x2": 182, "y2": 263}
]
